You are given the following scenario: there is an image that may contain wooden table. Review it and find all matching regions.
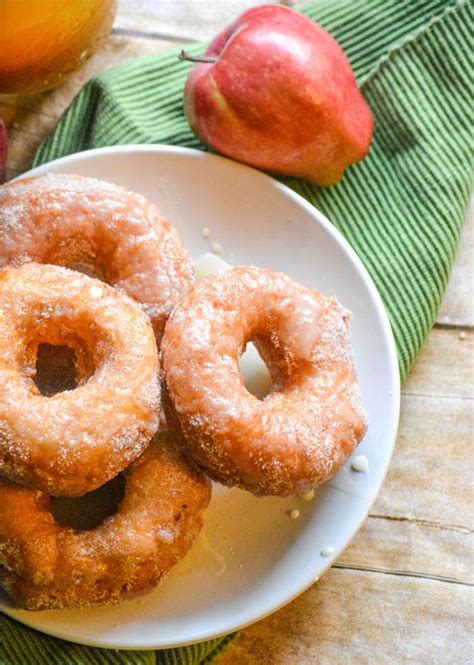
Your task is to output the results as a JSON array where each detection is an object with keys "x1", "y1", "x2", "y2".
[{"x1": 3, "y1": 2, "x2": 473, "y2": 663}]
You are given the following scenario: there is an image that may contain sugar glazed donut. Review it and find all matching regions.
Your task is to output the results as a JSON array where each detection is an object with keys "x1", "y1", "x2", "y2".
[
  {"x1": 0, "y1": 434, "x2": 211, "y2": 610},
  {"x1": 162, "y1": 267, "x2": 368, "y2": 496},
  {"x1": 0, "y1": 263, "x2": 160, "y2": 496},
  {"x1": 0, "y1": 173, "x2": 195, "y2": 340}
]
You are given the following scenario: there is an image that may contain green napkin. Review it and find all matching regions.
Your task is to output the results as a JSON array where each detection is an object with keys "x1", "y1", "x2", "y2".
[{"x1": 2, "y1": 0, "x2": 472, "y2": 663}]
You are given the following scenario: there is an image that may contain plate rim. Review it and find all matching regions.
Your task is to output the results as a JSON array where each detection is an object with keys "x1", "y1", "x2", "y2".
[{"x1": 2, "y1": 144, "x2": 400, "y2": 650}]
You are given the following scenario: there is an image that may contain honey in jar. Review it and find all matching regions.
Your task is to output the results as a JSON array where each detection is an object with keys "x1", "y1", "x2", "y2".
[{"x1": 0, "y1": 0, "x2": 117, "y2": 94}]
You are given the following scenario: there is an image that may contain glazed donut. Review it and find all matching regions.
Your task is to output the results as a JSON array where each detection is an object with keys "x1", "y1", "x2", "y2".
[
  {"x1": 0, "y1": 433, "x2": 211, "y2": 610},
  {"x1": 0, "y1": 262, "x2": 160, "y2": 496},
  {"x1": 162, "y1": 267, "x2": 368, "y2": 496},
  {"x1": 0, "y1": 173, "x2": 195, "y2": 340}
]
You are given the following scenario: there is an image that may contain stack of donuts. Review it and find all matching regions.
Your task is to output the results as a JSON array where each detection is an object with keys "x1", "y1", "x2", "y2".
[{"x1": 0, "y1": 173, "x2": 367, "y2": 611}]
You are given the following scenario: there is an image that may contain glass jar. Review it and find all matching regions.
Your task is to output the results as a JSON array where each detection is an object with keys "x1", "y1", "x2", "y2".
[{"x1": 0, "y1": 0, "x2": 117, "y2": 94}]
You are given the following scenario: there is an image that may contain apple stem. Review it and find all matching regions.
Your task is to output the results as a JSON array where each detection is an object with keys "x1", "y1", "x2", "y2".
[{"x1": 179, "y1": 50, "x2": 217, "y2": 64}]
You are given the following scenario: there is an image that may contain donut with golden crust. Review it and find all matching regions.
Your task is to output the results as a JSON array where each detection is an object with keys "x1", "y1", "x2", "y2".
[
  {"x1": 0, "y1": 173, "x2": 195, "y2": 341},
  {"x1": 161, "y1": 266, "x2": 368, "y2": 497},
  {"x1": 0, "y1": 263, "x2": 160, "y2": 496},
  {"x1": 0, "y1": 433, "x2": 211, "y2": 610}
]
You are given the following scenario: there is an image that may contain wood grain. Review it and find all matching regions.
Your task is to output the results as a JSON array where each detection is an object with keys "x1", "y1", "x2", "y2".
[
  {"x1": 339, "y1": 513, "x2": 472, "y2": 585},
  {"x1": 438, "y1": 201, "x2": 474, "y2": 328},
  {"x1": 374, "y1": 392, "x2": 472, "y2": 527},
  {"x1": 218, "y1": 569, "x2": 473, "y2": 665},
  {"x1": 115, "y1": 0, "x2": 274, "y2": 42},
  {"x1": 403, "y1": 328, "x2": 473, "y2": 400}
]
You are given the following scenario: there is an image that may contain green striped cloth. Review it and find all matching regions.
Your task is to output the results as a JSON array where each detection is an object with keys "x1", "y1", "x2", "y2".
[{"x1": 2, "y1": 0, "x2": 473, "y2": 663}]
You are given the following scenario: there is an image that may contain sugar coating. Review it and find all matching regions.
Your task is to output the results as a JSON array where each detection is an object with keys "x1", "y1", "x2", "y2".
[
  {"x1": 0, "y1": 173, "x2": 195, "y2": 341},
  {"x1": 0, "y1": 433, "x2": 211, "y2": 610},
  {"x1": 161, "y1": 266, "x2": 368, "y2": 497},
  {"x1": 0, "y1": 263, "x2": 161, "y2": 497}
]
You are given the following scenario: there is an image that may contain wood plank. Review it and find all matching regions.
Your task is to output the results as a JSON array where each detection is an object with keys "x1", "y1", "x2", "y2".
[
  {"x1": 437, "y1": 200, "x2": 474, "y2": 328},
  {"x1": 364, "y1": 327, "x2": 473, "y2": 532},
  {"x1": 339, "y1": 514, "x2": 472, "y2": 585},
  {"x1": 218, "y1": 569, "x2": 473, "y2": 665},
  {"x1": 115, "y1": 0, "x2": 272, "y2": 42},
  {"x1": 402, "y1": 328, "x2": 473, "y2": 400},
  {"x1": 335, "y1": 326, "x2": 473, "y2": 583},
  {"x1": 373, "y1": 392, "x2": 472, "y2": 529}
]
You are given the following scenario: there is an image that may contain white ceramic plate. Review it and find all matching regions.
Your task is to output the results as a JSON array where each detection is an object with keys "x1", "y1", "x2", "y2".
[{"x1": 1, "y1": 145, "x2": 400, "y2": 650}]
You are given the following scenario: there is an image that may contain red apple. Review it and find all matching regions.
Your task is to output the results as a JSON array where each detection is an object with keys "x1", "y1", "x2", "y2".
[{"x1": 183, "y1": 4, "x2": 374, "y2": 186}]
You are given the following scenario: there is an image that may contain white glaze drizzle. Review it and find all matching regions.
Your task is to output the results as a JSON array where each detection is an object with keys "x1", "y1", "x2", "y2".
[
  {"x1": 351, "y1": 455, "x2": 369, "y2": 473},
  {"x1": 320, "y1": 545, "x2": 335, "y2": 557}
]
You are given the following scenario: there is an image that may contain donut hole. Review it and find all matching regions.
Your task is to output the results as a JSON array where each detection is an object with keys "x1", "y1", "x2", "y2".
[
  {"x1": 239, "y1": 341, "x2": 272, "y2": 400},
  {"x1": 34, "y1": 344, "x2": 78, "y2": 396},
  {"x1": 50, "y1": 473, "x2": 126, "y2": 530},
  {"x1": 25, "y1": 314, "x2": 106, "y2": 397}
]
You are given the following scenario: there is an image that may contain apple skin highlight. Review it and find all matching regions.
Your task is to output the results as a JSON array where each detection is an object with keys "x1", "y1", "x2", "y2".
[{"x1": 183, "y1": 4, "x2": 374, "y2": 186}]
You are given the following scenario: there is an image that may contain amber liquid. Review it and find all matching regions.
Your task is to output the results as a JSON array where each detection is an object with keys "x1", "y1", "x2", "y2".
[{"x1": 0, "y1": 0, "x2": 117, "y2": 94}]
